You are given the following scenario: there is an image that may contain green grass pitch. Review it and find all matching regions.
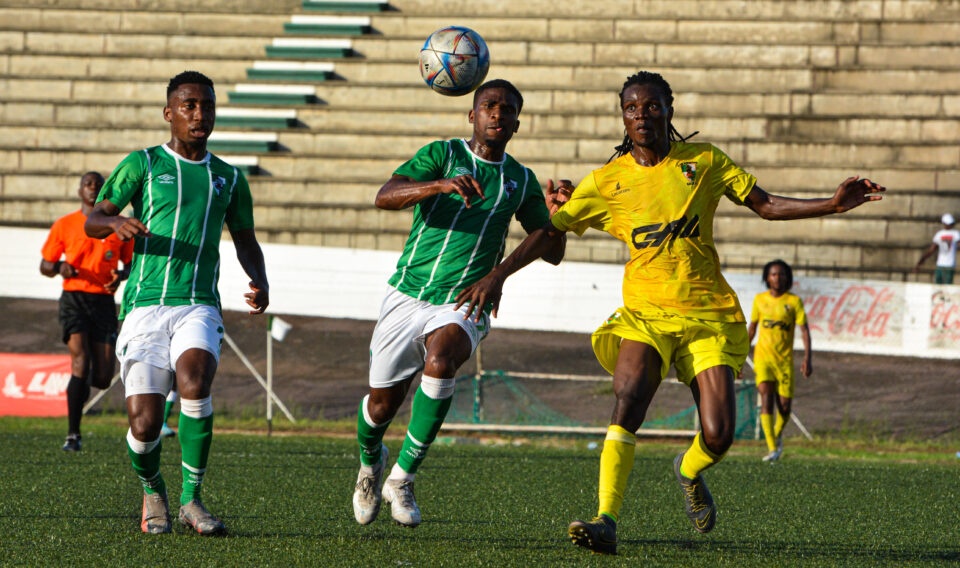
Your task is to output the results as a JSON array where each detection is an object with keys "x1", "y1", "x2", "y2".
[{"x1": 1, "y1": 418, "x2": 957, "y2": 567}]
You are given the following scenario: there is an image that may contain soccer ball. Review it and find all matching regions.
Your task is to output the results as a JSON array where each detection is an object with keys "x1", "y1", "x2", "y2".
[{"x1": 418, "y1": 27, "x2": 490, "y2": 96}]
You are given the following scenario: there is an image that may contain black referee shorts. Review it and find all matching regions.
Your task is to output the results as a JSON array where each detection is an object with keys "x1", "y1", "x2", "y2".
[{"x1": 58, "y1": 291, "x2": 119, "y2": 345}]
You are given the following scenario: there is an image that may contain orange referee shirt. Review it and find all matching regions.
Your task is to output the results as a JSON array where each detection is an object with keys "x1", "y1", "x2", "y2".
[{"x1": 41, "y1": 210, "x2": 133, "y2": 295}]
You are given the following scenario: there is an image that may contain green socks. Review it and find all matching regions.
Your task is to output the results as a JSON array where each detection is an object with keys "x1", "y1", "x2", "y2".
[
  {"x1": 126, "y1": 429, "x2": 165, "y2": 495},
  {"x1": 357, "y1": 395, "x2": 391, "y2": 467},
  {"x1": 178, "y1": 397, "x2": 214, "y2": 506},
  {"x1": 395, "y1": 376, "x2": 454, "y2": 475}
]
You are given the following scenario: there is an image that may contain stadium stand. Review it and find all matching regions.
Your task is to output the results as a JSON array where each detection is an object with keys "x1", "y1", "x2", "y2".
[{"x1": 1, "y1": 0, "x2": 959, "y2": 279}]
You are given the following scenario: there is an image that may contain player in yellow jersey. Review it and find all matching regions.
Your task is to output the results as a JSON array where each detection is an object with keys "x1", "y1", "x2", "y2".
[
  {"x1": 456, "y1": 71, "x2": 884, "y2": 555},
  {"x1": 747, "y1": 259, "x2": 811, "y2": 462}
]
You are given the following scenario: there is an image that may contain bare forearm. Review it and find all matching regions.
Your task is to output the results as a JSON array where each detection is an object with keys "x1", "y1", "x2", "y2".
[
  {"x1": 493, "y1": 224, "x2": 565, "y2": 280},
  {"x1": 236, "y1": 242, "x2": 268, "y2": 288},
  {"x1": 749, "y1": 192, "x2": 840, "y2": 221},
  {"x1": 540, "y1": 233, "x2": 567, "y2": 266},
  {"x1": 85, "y1": 210, "x2": 118, "y2": 238},
  {"x1": 375, "y1": 178, "x2": 444, "y2": 210},
  {"x1": 801, "y1": 326, "x2": 812, "y2": 359}
]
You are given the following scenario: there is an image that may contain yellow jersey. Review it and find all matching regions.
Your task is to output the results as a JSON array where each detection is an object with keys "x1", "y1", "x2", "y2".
[
  {"x1": 751, "y1": 291, "x2": 807, "y2": 367},
  {"x1": 551, "y1": 142, "x2": 756, "y2": 322}
]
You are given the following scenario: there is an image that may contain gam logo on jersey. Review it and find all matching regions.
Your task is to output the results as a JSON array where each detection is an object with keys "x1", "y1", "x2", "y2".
[
  {"x1": 156, "y1": 173, "x2": 175, "y2": 184},
  {"x1": 679, "y1": 162, "x2": 698, "y2": 185},
  {"x1": 762, "y1": 319, "x2": 793, "y2": 331},
  {"x1": 213, "y1": 175, "x2": 226, "y2": 196},
  {"x1": 631, "y1": 215, "x2": 701, "y2": 250}
]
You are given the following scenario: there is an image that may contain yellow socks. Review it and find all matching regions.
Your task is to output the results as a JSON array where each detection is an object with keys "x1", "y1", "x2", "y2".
[
  {"x1": 679, "y1": 432, "x2": 723, "y2": 480},
  {"x1": 597, "y1": 425, "x2": 637, "y2": 522},
  {"x1": 774, "y1": 412, "x2": 787, "y2": 439},
  {"x1": 761, "y1": 413, "x2": 777, "y2": 452}
]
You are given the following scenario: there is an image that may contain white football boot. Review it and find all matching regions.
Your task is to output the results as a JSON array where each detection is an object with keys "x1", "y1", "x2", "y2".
[
  {"x1": 383, "y1": 478, "x2": 421, "y2": 528},
  {"x1": 353, "y1": 445, "x2": 388, "y2": 525}
]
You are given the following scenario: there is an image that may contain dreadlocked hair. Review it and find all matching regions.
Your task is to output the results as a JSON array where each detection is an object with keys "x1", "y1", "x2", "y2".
[{"x1": 608, "y1": 71, "x2": 698, "y2": 163}]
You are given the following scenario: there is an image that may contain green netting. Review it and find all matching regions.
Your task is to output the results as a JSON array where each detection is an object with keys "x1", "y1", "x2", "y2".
[{"x1": 447, "y1": 370, "x2": 758, "y2": 439}]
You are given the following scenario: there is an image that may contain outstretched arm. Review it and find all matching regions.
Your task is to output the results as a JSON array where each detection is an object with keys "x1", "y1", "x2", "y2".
[
  {"x1": 375, "y1": 174, "x2": 485, "y2": 210},
  {"x1": 744, "y1": 177, "x2": 885, "y2": 221},
  {"x1": 230, "y1": 228, "x2": 269, "y2": 315},
  {"x1": 84, "y1": 200, "x2": 151, "y2": 240},
  {"x1": 455, "y1": 221, "x2": 567, "y2": 321},
  {"x1": 800, "y1": 322, "x2": 813, "y2": 377},
  {"x1": 539, "y1": 179, "x2": 573, "y2": 265},
  {"x1": 914, "y1": 243, "x2": 938, "y2": 272}
]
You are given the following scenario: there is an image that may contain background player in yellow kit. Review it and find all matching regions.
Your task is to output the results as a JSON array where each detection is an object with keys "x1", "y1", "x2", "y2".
[
  {"x1": 456, "y1": 71, "x2": 884, "y2": 554},
  {"x1": 747, "y1": 259, "x2": 811, "y2": 462}
]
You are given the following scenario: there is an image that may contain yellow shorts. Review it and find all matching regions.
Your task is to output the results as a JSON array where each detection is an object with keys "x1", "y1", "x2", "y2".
[
  {"x1": 754, "y1": 360, "x2": 795, "y2": 398},
  {"x1": 591, "y1": 308, "x2": 749, "y2": 385}
]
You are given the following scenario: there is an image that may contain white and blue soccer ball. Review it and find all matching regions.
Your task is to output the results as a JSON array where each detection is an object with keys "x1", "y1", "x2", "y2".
[{"x1": 418, "y1": 26, "x2": 490, "y2": 96}]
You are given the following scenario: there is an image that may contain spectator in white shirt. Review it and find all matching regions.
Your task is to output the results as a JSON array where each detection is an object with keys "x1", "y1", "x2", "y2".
[{"x1": 915, "y1": 213, "x2": 959, "y2": 284}]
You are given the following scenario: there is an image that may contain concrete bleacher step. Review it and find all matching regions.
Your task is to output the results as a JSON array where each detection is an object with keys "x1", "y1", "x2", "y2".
[
  {"x1": 8, "y1": 30, "x2": 960, "y2": 72},
  {"x1": 265, "y1": 38, "x2": 355, "y2": 58},
  {"x1": 302, "y1": 0, "x2": 388, "y2": 12},
  {"x1": 5, "y1": 79, "x2": 958, "y2": 121},
  {"x1": 10, "y1": 51, "x2": 960, "y2": 94},
  {"x1": 227, "y1": 84, "x2": 321, "y2": 105},
  {"x1": 246, "y1": 61, "x2": 337, "y2": 82},
  {"x1": 216, "y1": 108, "x2": 299, "y2": 129},
  {"x1": 206, "y1": 132, "x2": 279, "y2": 153},
  {"x1": 284, "y1": 15, "x2": 372, "y2": 35}
]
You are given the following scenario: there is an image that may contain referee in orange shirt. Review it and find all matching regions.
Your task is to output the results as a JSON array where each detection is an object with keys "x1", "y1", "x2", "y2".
[{"x1": 40, "y1": 172, "x2": 133, "y2": 451}]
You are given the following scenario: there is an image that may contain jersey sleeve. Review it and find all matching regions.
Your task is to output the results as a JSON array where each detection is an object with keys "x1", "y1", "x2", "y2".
[
  {"x1": 393, "y1": 140, "x2": 448, "y2": 182},
  {"x1": 515, "y1": 168, "x2": 550, "y2": 233},
  {"x1": 97, "y1": 151, "x2": 147, "y2": 211},
  {"x1": 225, "y1": 168, "x2": 255, "y2": 231},
  {"x1": 750, "y1": 294, "x2": 760, "y2": 323},
  {"x1": 711, "y1": 145, "x2": 757, "y2": 206},
  {"x1": 549, "y1": 173, "x2": 612, "y2": 236},
  {"x1": 794, "y1": 296, "x2": 807, "y2": 326},
  {"x1": 40, "y1": 219, "x2": 65, "y2": 262}
]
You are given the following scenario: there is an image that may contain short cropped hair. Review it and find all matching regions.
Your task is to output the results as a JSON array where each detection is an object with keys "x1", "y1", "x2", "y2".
[
  {"x1": 762, "y1": 259, "x2": 793, "y2": 290},
  {"x1": 473, "y1": 79, "x2": 523, "y2": 113},
  {"x1": 167, "y1": 71, "x2": 214, "y2": 100}
]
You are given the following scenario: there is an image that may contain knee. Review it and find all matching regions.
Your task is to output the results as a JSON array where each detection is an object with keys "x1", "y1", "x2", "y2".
[
  {"x1": 129, "y1": 412, "x2": 161, "y2": 441},
  {"x1": 90, "y1": 365, "x2": 115, "y2": 390},
  {"x1": 70, "y1": 354, "x2": 88, "y2": 377},
  {"x1": 701, "y1": 424, "x2": 734, "y2": 455},
  {"x1": 367, "y1": 392, "x2": 400, "y2": 424},
  {"x1": 423, "y1": 352, "x2": 459, "y2": 379}
]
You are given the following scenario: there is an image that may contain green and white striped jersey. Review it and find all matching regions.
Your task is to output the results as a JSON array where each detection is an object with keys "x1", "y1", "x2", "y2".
[
  {"x1": 97, "y1": 144, "x2": 254, "y2": 319},
  {"x1": 389, "y1": 139, "x2": 550, "y2": 305}
]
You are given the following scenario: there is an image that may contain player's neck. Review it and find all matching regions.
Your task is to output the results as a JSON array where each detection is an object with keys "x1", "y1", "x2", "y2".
[
  {"x1": 768, "y1": 289, "x2": 785, "y2": 298},
  {"x1": 629, "y1": 142, "x2": 670, "y2": 167},
  {"x1": 167, "y1": 138, "x2": 208, "y2": 162},
  {"x1": 80, "y1": 202, "x2": 93, "y2": 216},
  {"x1": 467, "y1": 137, "x2": 506, "y2": 163}
]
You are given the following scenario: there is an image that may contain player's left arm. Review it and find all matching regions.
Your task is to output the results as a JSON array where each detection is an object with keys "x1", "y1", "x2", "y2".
[
  {"x1": 800, "y1": 322, "x2": 813, "y2": 377},
  {"x1": 538, "y1": 179, "x2": 573, "y2": 265},
  {"x1": 744, "y1": 177, "x2": 885, "y2": 220},
  {"x1": 230, "y1": 228, "x2": 269, "y2": 315}
]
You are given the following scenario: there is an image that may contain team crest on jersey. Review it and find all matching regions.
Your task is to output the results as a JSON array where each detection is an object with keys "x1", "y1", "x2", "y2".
[
  {"x1": 503, "y1": 179, "x2": 518, "y2": 198},
  {"x1": 104, "y1": 250, "x2": 113, "y2": 260},
  {"x1": 453, "y1": 167, "x2": 472, "y2": 177},
  {"x1": 679, "y1": 162, "x2": 697, "y2": 185},
  {"x1": 156, "y1": 173, "x2": 175, "y2": 184},
  {"x1": 605, "y1": 311, "x2": 621, "y2": 324},
  {"x1": 213, "y1": 175, "x2": 226, "y2": 196}
]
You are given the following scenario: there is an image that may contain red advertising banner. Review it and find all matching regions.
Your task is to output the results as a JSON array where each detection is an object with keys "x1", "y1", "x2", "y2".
[
  {"x1": 0, "y1": 353, "x2": 71, "y2": 417},
  {"x1": 797, "y1": 282, "x2": 904, "y2": 346}
]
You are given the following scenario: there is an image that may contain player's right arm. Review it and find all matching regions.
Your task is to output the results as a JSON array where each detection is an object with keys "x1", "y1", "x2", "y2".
[
  {"x1": 374, "y1": 174, "x2": 484, "y2": 210},
  {"x1": 914, "y1": 242, "x2": 938, "y2": 272},
  {"x1": 85, "y1": 200, "x2": 151, "y2": 240},
  {"x1": 84, "y1": 151, "x2": 151, "y2": 240}
]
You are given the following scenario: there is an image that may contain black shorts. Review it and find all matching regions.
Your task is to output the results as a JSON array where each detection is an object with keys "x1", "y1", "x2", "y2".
[{"x1": 58, "y1": 291, "x2": 118, "y2": 345}]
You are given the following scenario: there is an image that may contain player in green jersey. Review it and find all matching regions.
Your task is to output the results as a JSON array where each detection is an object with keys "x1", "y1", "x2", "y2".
[
  {"x1": 352, "y1": 79, "x2": 572, "y2": 528},
  {"x1": 85, "y1": 71, "x2": 269, "y2": 536}
]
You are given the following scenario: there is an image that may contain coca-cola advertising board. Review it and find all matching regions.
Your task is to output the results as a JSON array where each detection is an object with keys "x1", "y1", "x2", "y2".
[{"x1": 793, "y1": 281, "x2": 904, "y2": 347}]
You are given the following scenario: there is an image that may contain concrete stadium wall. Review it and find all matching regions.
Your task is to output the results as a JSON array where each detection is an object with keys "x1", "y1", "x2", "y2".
[{"x1": 4, "y1": 227, "x2": 957, "y2": 359}]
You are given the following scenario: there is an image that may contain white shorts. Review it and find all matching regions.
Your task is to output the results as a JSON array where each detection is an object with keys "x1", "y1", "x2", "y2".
[
  {"x1": 368, "y1": 286, "x2": 489, "y2": 388},
  {"x1": 117, "y1": 304, "x2": 224, "y2": 397}
]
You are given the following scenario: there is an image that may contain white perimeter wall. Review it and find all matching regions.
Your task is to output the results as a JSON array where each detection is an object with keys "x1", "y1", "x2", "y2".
[{"x1": 4, "y1": 227, "x2": 958, "y2": 359}]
